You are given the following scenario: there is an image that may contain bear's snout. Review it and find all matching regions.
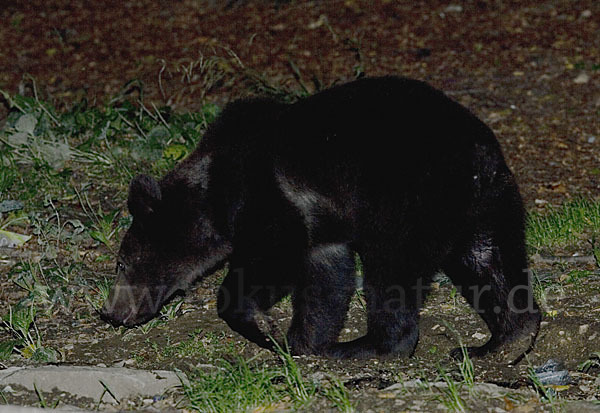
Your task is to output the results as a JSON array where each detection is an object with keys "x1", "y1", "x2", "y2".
[{"x1": 100, "y1": 280, "x2": 174, "y2": 328}]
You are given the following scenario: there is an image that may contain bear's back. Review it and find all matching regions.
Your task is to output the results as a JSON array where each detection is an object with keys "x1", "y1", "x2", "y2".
[{"x1": 269, "y1": 77, "x2": 505, "y2": 201}]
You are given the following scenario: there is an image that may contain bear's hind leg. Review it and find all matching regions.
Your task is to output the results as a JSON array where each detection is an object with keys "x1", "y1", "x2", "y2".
[
  {"x1": 443, "y1": 227, "x2": 540, "y2": 362},
  {"x1": 286, "y1": 243, "x2": 356, "y2": 355}
]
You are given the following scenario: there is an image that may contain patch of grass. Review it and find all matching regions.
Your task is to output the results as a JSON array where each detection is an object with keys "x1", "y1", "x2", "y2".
[
  {"x1": 0, "y1": 303, "x2": 59, "y2": 362},
  {"x1": 432, "y1": 345, "x2": 475, "y2": 412},
  {"x1": 578, "y1": 352, "x2": 600, "y2": 373},
  {"x1": 457, "y1": 346, "x2": 474, "y2": 390},
  {"x1": 97, "y1": 380, "x2": 119, "y2": 406},
  {"x1": 273, "y1": 339, "x2": 316, "y2": 405},
  {"x1": 183, "y1": 356, "x2": 286, "y2": 412},
  {"x1": 449, "y1": 286, "x2": 459, "y2": 308},
  {"x1": 526, "y1": 198, "x2": 600, "y2": 254},
  {"x1": 560, "y1": 269, "x2": 595, "y2": 289},
  {"x1": 0, "y1": 89, "x2": 221, "y2": 363},
  {"x1": 436, "y1": 365, "x2": 466, "y2": 412},
  {"x1": 178, "y1": 335, "x2": 355, "y2": 412},
  {"x1": 86, "y1": 276, "x2": 113, "y2": 311},
  {"x1": 0, "y1": 87, "x2": 219, "y2": 212},
  {"x1": 34, "y1": 383, "x2": 60, "y2": 409},
  {"x1": 134, "y1": 299, "x2": 185, "y2": 334},
  {"x1": 132, "y1": 329, "x2": 242, "y2": 364},
  {"x1": 354, "y1": 252, "x2": 363, "y2": 276},
  {"x1": 321, "y1": 376, "x2": 354, "y2": 413},
  {"x1": 530, "y1": 269, "x2": 550, "y2": 308}
]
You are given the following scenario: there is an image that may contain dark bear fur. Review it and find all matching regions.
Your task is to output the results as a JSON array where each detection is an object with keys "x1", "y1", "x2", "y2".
[{"x1": 101, "y1": 76, "x2": 540, "y2": 359}]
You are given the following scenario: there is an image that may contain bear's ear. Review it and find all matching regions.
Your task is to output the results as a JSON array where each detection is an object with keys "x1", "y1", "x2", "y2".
[{"x1": 128, "y1": 175, "x2": 162, "y2": 220}]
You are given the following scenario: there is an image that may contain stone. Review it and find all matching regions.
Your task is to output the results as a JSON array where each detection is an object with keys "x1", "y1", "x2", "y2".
[{"x1": 0, "y1": 366, "x2": 187, "y2": 404}]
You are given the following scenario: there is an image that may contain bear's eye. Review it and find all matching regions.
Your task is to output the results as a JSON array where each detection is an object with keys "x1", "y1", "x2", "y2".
[{"x1": 116, "y1": 262, "x2": 126, "y2": 273}]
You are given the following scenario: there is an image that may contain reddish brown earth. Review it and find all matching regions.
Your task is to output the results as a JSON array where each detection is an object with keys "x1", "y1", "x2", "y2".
[
  {"x1": 1, "y1": 4, "x2": 600, "y2": 410},
  {"x1": 1, "y1": 0, "x2": 599, "y2": 207}
]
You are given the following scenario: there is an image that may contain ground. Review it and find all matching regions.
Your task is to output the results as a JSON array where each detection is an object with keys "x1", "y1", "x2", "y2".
[
  {"x1": 2, "y1": 0, "x2": 600, "y2": 207},
  {"x1": 0, "y1": 0, "x2": 599, "y2": 411}
]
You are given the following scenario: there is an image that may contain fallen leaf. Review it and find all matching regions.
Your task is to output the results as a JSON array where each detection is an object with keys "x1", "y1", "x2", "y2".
[
  {"x1": 14, "y1": 113, "x2": 37, "y2": 134},
  {"x1": 0, "y1": 229, "x2": 31, "y2": 248},
  {"x1": 574, "y1": 72, "x2": 589, "y2": 84}
]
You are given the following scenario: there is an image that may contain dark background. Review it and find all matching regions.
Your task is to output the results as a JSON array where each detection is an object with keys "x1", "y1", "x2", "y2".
[{"x1": 1, "y1": 0, "x2": 599, "y2": 206}]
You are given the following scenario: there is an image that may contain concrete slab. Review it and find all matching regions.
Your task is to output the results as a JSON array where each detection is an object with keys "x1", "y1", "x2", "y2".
[
  {"x1": 0, "y1": 405, "x2": 85, "y2": 412},
  {"x1": 0, "y1": 366, "x2": 186, "y2": 404}
]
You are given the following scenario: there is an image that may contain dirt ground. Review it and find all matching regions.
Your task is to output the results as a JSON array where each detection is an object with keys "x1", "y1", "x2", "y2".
[
  {"x1": 1, "y1": 0, "x2": 600, "y2": 411},
  {"x1": 4, "y1": 261, "x2": 599, "y2": 411},
  {"x1": 1, "y1": 0, "x2": 599, "y2": 207}
]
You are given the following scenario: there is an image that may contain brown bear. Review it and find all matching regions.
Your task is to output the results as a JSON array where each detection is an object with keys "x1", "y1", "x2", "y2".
[{"x1": 101, "y1": 76, "x2": 540, "y2": 359}]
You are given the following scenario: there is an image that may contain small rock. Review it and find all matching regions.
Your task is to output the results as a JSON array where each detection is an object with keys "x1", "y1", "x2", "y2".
[
  {"x1": 535, "y1": 359, "x2": 562, "y2": 373},
  {"x1": 444, "y1": 4, "x2": 462, "y2": 12},
  {"x1": 587, "y1": 136, "x2": 596, "y2": 144},
  {"x1": 307, "y1": 14, "x2": 327, "y2": 29},
  {"x1": 270, "y1": 23, "x2": 286, "y2": 31},
  {"x1": 195, "y1": 363, "x2": 217, "y2": 370},
  {"x1": 0, "y1": 200, "x2": 24, "y2": 213},
  {"x1": 309, "y1": 372, "x2": 326, "y2": 383},
  {"x1": 579, "y1": 324, "x2": 590, "y2": 335},
  {"x1": 580, "y1": 10, "x2": 592, "y2": 18},
  {"x1": 472, "y1": 332, "x2": 487, "y2": 340},
  {"x1": 574, "y1": 73, "x2": 590, "y2": 84},
  {"x1": 534, "y1": 359, "x2": 571, "y2": 385},
  {"x1": 534, "y1": 199, "x2": 548, "y2": 206}
]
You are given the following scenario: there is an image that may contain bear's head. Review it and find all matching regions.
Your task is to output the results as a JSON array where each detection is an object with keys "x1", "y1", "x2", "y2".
[{"x1": 100, "y1": 173, "x2": 232, "y2": 327}]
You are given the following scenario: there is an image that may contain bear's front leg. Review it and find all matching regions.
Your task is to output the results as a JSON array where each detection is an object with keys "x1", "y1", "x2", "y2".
[
  {"x1": 286, "y1": 243, "x2": 356, "y2": 355},
  {"x1": 217, "y1": 260, "x2": 292, "y2": 350}
]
